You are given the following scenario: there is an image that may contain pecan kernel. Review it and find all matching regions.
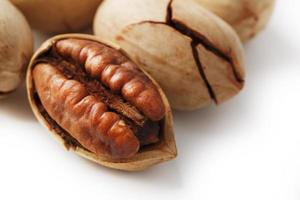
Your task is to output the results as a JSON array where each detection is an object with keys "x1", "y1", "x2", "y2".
[{"x1": 33, "y1": 38, "x2": 166, "y2": 159}]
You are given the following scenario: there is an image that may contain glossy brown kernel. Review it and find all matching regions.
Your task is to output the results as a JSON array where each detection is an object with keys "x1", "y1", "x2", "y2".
[
  {"x1": 55, "y1": 39, "x2": 165, "y2": 121},
  {"x1": 32, "y1": 38, "x2": 166, "y2": 159}
]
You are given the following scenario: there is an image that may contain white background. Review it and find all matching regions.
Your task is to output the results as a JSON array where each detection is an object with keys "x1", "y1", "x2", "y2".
[{"x1": 1, "y1": 1, "x2": 300, "y2": 199}]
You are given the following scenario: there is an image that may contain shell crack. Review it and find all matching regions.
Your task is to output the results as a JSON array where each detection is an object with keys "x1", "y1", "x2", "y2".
[{"x1": 166, "y1": 0, "x2": 243, "y2": 103}]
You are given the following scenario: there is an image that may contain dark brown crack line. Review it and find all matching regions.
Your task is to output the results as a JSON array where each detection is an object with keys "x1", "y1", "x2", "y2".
[
  {"x1": 167, "y1": 0, "x2": 243, "y2": 83},
  {"x1": 171, "y1": 20, "x2": 244, "y2": 83},
  {"x1": 167, "y1": 0, "x2": 216, "y2": 102},
  {"x1": 166, "y1": 0, "x2": 173, "y2": 23},
  {"x1": 191, "y1": 41, "x2": 217, "y2": 102}
]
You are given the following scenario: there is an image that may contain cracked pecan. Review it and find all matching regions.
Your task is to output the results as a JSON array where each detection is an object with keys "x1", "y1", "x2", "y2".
[{"x1": 94, "y1": 0, "x2": 246, "y2": 110}]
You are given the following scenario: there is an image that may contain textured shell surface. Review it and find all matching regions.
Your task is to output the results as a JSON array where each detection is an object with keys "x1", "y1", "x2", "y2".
[
  {"x1": 10, "y1": 0, "x2": 103, "y2": 33},
  {"x1": 0, "y1": 0, "x2": 33, "y2": 98},
  {"x1": 194, "y1": 0, "x2": 275, "y2": 42},
  {"x1": 94, "y1": 0, "x2": 246, "y2": 110}
]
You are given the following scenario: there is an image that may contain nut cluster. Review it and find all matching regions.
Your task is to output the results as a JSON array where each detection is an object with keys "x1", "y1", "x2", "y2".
[{"x1": 0, "y1": 0, "x2": 275, "y2": 171}]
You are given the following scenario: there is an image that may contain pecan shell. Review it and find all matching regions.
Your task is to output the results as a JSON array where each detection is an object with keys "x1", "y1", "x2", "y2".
[
  {"x1": 0, "y1": 0, "x2": 33, "y2": 98},
  {"x1": 94, "y1": 0, "x2": 246, "y2": 110},
  {"x1": 10, "y1": 0, "x2": 103, "y2": 33},
  {"x1": 194, "y1": 0, "x2": 275, "y2": 42}
]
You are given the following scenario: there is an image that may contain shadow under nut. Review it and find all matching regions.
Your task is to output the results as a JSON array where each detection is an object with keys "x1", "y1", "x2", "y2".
[{"x1": 33, "y1": 38, "x2": 166, "y2": 159}]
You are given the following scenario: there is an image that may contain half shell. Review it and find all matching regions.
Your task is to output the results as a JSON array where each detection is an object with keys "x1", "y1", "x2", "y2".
[{"x1": 26, "y1": 34, "x2": 177, "y2": 171}]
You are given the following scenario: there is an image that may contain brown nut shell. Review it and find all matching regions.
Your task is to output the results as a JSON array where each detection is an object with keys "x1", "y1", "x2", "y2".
[
  {"x1": 0, "y1": 0, "x2": 33, "y2": 98},
  {"x1": 10, "y1": 0, "x2": 103, "y2": 33},
  {"x1": 194, "y1": 0, "x2": 275, "y2": 43},
  {"x1": 26, "y1": 34, "x2": 177, "y2": 171},
  {"x1": 93, "y1": 0, "x2": 246, "y2": 111}
]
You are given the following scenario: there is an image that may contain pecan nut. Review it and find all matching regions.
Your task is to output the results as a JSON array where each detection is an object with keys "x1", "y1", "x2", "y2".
[
  {"x1": 27, "y1": 34, "x2": 176, "y2": 171},
  {"x1": 0, "y1": 0, "x2": 33, "y2": 98},
  {"x1": 94, "y1": 0, "x2": 246, "y2": 110},
  {"x1": 10, "y1": 0, "x2": 103, "y2": 33},
  {"x1": 194, "y1": 0, "x2": 275, "y2": 42}
]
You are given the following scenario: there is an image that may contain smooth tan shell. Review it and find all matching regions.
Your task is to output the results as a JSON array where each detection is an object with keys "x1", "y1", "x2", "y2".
[
  {"x1": 10, "y1": 0, "x2": 103, "y2": 33},
  {"x1": 93, "y1": 0, "x2": 246, "y2": 110},
  {"x1": 0, "y1": 0, "x2": 33, "y2": 98},
  {"x1": 194, "y1": 0, "x2": 275, "y2": 42},
  {"x1": 26, "y1": 34, "x2": 177, "y2": 171}
]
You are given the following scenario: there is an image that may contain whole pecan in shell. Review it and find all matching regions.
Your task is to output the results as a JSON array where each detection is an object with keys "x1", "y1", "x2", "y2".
[
  {"x1": 0, "y1": 0, "x2": 33, "y2": 98},
  {"x1": 94, "y1": 0, "x2": 246, "y2": 110}
]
